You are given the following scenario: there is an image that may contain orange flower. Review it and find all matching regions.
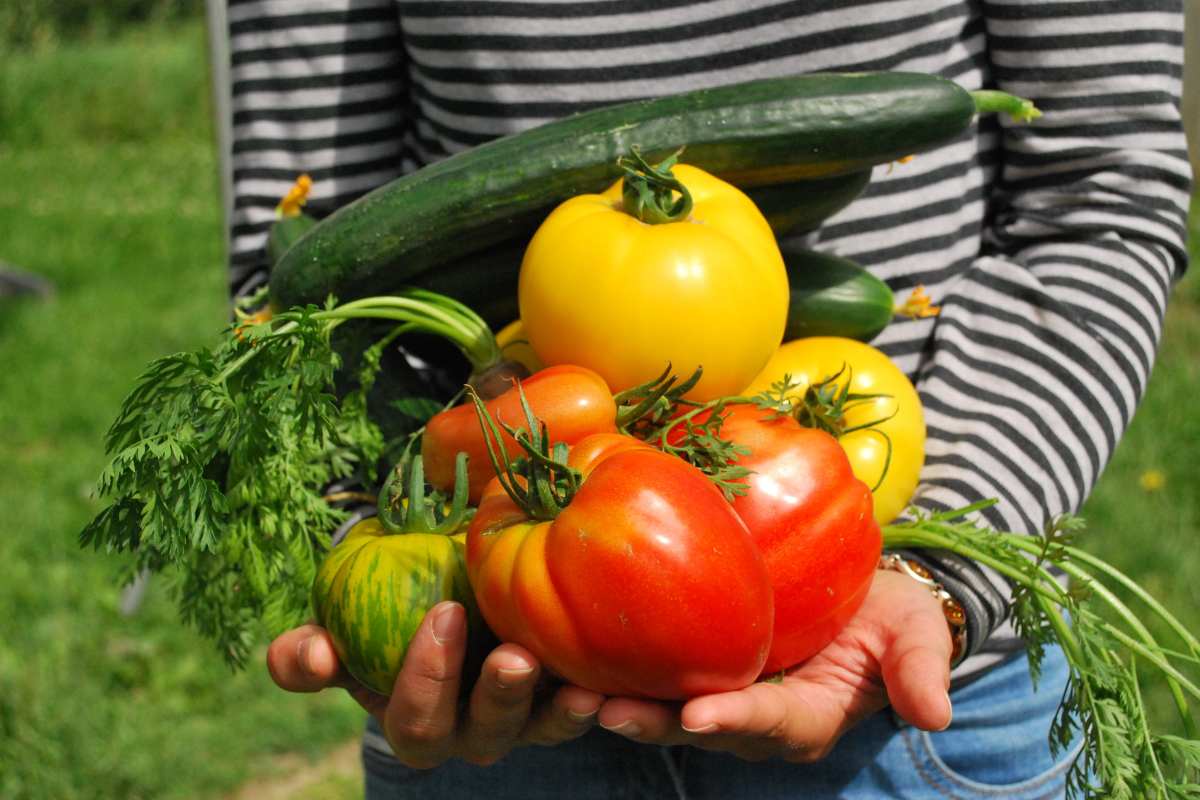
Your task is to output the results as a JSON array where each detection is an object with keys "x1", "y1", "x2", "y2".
[
  {"x1": 234, "y1": 307, "x2": 274, "y2": 341},
  {"x1": 276, "y1": 174, "x2": 313, "y2": 218},
  {"x1": 896, "y1": 285, "x2": 941, "y2": 318},
  {"x1": 886, "y1": 154, "x2": 915, "y2": 174}
]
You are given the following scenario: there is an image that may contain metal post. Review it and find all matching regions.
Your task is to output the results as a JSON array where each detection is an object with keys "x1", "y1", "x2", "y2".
[
  {"x1": 121, "y1": 1, "x2": 234, "y2": 617},
  {"x1": 205, "y1": 0, "x2": 234, "y2": 250},
  {"x1": 1185, "y1": 1, "x2": 1199, "y2": 179}
]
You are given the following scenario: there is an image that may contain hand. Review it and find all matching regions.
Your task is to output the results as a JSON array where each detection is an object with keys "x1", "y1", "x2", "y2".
[
  {"x1": 266, "y1": 601, "x2": 606, "y2": 768},
  {"x1": 596, "y1": 570, "x2": 954, "y2": 762}
]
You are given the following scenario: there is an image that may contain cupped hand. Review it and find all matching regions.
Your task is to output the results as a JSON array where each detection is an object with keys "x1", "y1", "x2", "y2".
[
  {"x1": 266, "y1": 601, "x2": 605, "y2": 768},
  {"x1": 595, "y1": 570, "x2": 954, "y2": 763}
]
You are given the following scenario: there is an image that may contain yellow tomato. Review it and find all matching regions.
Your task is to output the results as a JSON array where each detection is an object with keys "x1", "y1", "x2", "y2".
[
  {"x1": 518, "y1": 163, "x2": 789, "y2": 401},
  {"x1": 494, "y1": 319, "x2": 544, "y2": 375},
  {"x1": 743, "y1": 337, "x2": 925, "y2": 525}
]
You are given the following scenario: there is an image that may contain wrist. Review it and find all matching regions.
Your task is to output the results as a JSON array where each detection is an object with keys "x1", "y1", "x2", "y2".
[{"x1": 878, "y1": 553, "x2": 968, "y2": 667}]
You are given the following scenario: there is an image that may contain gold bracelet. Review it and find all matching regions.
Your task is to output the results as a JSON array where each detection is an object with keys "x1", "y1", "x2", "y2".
[{"x1": 878, "y1": 553, "x2": 968, "y2": 667}]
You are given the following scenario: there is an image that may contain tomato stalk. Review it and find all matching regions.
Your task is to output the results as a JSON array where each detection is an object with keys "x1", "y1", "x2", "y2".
[
  {"x1": 467, "y1": 385, "x2": 582, "y2": 521},
  {"x1": 773, "y1": 368, "x2": 897, "y2": 492},
  {"x1": 618, "y1": 147, "x2": 694, "y2": 224},
  {"x1": 611, "y1": 364, "x2": 703, "y2": 432},
  {"x1": 617, "y1": 366, "x2": 900, "y2": 497},
  {"x1": 376, "y1": 451, "x2": 474, "y2": 536}
]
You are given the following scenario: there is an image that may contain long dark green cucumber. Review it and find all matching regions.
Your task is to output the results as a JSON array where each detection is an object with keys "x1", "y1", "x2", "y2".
[
  {"x1": 271, "y1": 72, "x2": 1006, "y2": 310},
  {"x1": 744, "y1": 170, "x2": 871, "y2": 236},
  {"x1": 781, "y1": 245, "x2": 895, "y2": 342},
  {"x1": 406, "y1": 171, "x2": 876, "y2": 329}
]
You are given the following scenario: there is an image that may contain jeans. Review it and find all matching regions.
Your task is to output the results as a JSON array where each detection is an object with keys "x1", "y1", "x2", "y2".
[{"x1": 362, "y1": 646, "x2": 1079, "y2": 799}]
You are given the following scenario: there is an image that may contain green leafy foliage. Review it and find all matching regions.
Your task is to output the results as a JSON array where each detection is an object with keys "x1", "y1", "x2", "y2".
[
  {"x1": 79, "y1": 288, "x2": 499, "y2": 668},
  {"x1": 80, "y1": 307, "x2": 389, "y2": 666}
]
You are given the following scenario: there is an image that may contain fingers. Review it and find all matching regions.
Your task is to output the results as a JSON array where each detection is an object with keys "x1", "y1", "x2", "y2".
[
  {"x1": 457, "y1": 643, "x2": 542, "y2": 764},
  {"x1": 382, "y1": 601, "x2": 469, "y2": 769},
  {"x1": 266, "y1": 624, "x2": 342, "y2": 692},
  {"x1": 597, "y1": 690, "x2": 810, "y2": 761},
  {"x1": 597, "y1": 697, "x2": 690, "y2": 746},
  {"x1": 522, "y1": 684, "x2": 605, "y2": 746},
  {"x1": 680, "y1": 682, "x2": 841, "y2": 761}
]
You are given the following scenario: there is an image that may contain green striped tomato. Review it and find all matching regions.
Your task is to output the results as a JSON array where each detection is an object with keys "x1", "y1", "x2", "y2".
[{"x1": 311, "y1": 517, "x2": 480, "y2": 696}]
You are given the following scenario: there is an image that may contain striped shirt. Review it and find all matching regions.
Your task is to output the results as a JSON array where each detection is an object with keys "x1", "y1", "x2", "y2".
[{"x1": 223, "y1": 0, "x2": 1191, "y2": 685}]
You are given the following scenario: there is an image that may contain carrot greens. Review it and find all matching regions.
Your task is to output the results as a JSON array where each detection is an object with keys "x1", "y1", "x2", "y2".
[
  {"x1": 79, "y1": 291, "x2": 499, "y2": 666},
  {"x1": 885, "y1": 504, "x2": 1200, "y2": 799}
]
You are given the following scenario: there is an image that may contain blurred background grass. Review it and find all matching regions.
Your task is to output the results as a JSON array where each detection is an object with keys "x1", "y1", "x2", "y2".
[
  {"x1": 0, "y1": 7, "x2": 1196, "y2": 800},
  {"x1": 0, "y1": 14, "x2": 364, "y2": 800}
]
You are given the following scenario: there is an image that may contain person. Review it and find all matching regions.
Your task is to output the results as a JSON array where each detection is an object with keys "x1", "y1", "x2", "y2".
[{"x1": 226, "y1": 1, "x2": 1192, "y2": 797}]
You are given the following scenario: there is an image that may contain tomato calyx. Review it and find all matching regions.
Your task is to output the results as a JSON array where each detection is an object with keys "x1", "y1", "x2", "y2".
[
  {"x1": 611, "y1": 365, "x2": 755, "y2": 499},
  {"x1": 756, "y1": 367, "x2": 898, "y2": 492},
  {"x1": 468, "y1": 384, "x2": 583, "y2": 521},
  {"x1": 612, "y1": 363, "x2": 703, "y2": 434},
  {"x1": 649, "y1": 400, "x2": 753, "y2": 501},
  {"x1": 377, "y1": 451, "x2": 474, "y2": 535},
  {"x1": 618, "y1": 147, "x2": 694, "y2": 225}
]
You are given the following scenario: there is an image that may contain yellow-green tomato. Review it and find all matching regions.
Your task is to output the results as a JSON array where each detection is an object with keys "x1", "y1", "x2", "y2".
[
  {"x1": 518, "y1": 163, "x2": 789, "y2": 401},
  {"x1": 743, "y1": 337, "x2": 926, "y2": 525},
  {"x1": 311, "y1": 517, "x2": 479, "y2": 696}
]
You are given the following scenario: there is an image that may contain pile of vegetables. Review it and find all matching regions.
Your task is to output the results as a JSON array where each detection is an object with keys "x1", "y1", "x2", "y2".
[{"x1": 81, "y1": 72, "x2": 1200, "y2": 798}]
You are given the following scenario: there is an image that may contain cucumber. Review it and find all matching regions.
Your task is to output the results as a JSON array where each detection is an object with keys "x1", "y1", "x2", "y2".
[
  {"x1": 407, "y1": 170, "x2": 874, "y2": 329},
  {"x1": 781, "y1": 246, "x2": 895, "y2": 342},
  {"x1": 743, "y1": 171, "x2": 870, "y2": 236},
  {"x1": 266, "y1": 213, "x2": 317, "y2": 266},
  {"x1": 271, "y1": 72, "x2": 1018, "y2": 310}
]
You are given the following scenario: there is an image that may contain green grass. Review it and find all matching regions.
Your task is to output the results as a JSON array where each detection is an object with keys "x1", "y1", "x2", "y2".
[
  {"x1": 0, "y1": 23, "x2": 362, "y2": 800},
  {"x1": 0, "y1": 19, "x2": 1196, "y2": 800}
]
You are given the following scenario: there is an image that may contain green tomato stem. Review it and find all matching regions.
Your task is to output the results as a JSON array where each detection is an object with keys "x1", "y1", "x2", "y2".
[
  {"x1": 377, "y1": 452, "x2": 473, "y2": 536},
  {"x1": 467, "y1": 385, "x2": 581, "y2": 522},
  {"x1": 618, "y1": 147, "x2": 693, "y2": 224}
]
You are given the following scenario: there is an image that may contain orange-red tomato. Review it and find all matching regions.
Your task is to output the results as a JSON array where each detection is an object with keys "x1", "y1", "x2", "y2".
[
  {"x1": 466, "y1": 433, "x2": 774, "y2": 699},
  {"x1": 715, "y1": 405, "x2": 882, "y2": 672},
  {"x1": 422, "y1": 365, "x2": 617, "y2": 503}
]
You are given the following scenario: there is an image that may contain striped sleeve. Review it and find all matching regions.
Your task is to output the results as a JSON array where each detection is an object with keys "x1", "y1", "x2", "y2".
[
  {"x1": 216, "y1": 0, "x2": 1192, "y2": 676},
  {"x1": 226, "y1": 0, "x2": 412, "y2": 297},
  {"x1": 905, "y1": 0, "x2": 1191, "y2": 663}
]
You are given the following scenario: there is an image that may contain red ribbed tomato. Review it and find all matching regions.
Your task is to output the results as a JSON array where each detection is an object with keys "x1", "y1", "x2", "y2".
[
  {"x1": 466, "y1": 433, "x2": 774, "y2": 699},
  {"x1": 670, "y1": 404, "x2": 881, "y2": 673}
]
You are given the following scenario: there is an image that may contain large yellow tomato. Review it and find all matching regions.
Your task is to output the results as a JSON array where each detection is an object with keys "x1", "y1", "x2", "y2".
[
  {"x1": 518, "y1": 162, "x2": 789, "y2": 401},
  {"x1": 743, "y1": 337, "x2": 925, "y2": 524}
]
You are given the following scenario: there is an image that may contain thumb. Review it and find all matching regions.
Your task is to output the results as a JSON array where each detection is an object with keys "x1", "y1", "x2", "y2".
[
  {"x1": 879, "y1": 593, "x2": 954, "y2": 731},
  {"x1": 267, "y1": 623, "x2": 342, "y2": 692}
]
